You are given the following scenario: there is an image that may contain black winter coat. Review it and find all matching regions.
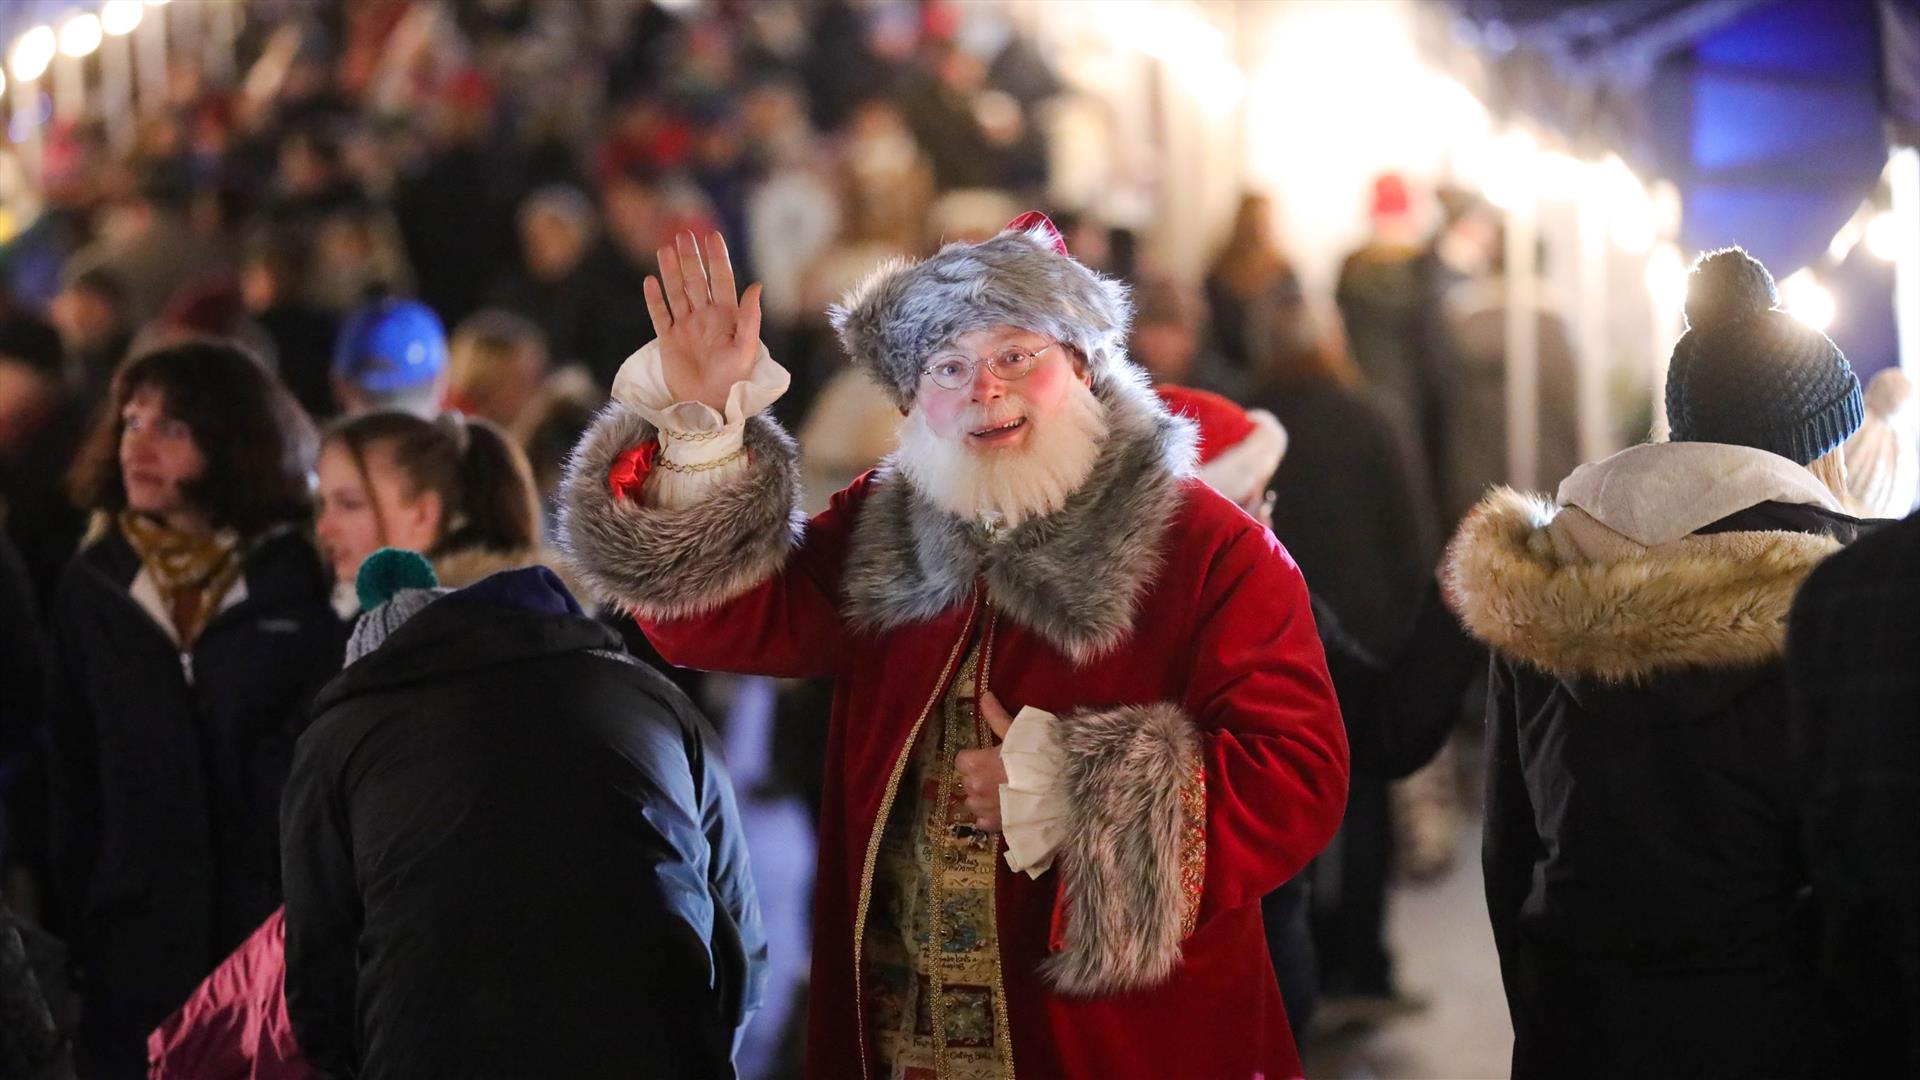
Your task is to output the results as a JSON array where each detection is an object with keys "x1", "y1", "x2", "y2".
[
  {"x1": 1317, "y1": 581, "x2": 1483, "y2": 781},
  {"x1": 45, "y1": 523, "x2": 343, "y2": 1077},
  {"x1": 1254, "y1": 378, "x2": 1437, "y2": 654},
  {"x1": 0, "y1": 532, "x2": 46, "y2": 848},
  {"x1": 281, "y1": 568, "x2": 765, "y2": 1080},
  {"x1": 1264, "y1": 583, "x2": 1484, "y2": 1029},
  {"x1": 1787, "y1": 508, "x2": 1920, "y2": 1076},
  {"x1": 1452, "y1": 488, "x2": 1864, "y2": 1079}
]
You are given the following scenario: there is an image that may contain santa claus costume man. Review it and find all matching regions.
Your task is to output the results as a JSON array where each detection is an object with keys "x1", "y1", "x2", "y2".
[{"x1": 560, "y1": 216, "x2": 1348, "y2": 1079}]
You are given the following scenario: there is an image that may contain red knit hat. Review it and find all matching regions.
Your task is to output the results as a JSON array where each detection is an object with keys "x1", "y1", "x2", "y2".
[
  {"x1": 1155, "y1": 385, "x2": 1288, "y2": 508},
  {"x1": 1370, "y1": 173, "x2": 1410, "y2": 220}
]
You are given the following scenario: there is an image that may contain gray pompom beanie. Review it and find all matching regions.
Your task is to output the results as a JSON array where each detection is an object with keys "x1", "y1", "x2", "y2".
[
  {"x1": 1665, "y1": 247, "x2": 1863, "y2": 465},
  {"x1": 344, "y1": 548, "x2": 449, "y2": 666},
  {"x1": 827, "y1": 213, "x2": 1134, "y2": 411}
]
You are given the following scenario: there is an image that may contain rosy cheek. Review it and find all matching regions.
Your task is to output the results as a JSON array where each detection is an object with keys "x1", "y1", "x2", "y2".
[{"x1": 919, "y1": 400, "x2": 959, "y2": 438}]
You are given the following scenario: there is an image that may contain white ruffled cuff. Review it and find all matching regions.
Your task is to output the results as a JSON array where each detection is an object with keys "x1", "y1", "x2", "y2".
[
  {"x1": 1000, "y1": 705, "x2": 1068, "y2": 879},
  {"x1": 609, "y1": 340, "x2": 790, "y2": 509}
]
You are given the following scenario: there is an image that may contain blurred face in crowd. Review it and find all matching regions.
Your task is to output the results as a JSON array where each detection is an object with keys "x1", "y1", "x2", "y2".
[
  {"x1": 241, "y1": 258, "x2": 285, "y2": 312},
  {"x1": 898, "y1": 324, "x2": 1109, "y2": 527},
  {"x1": 1133, "y1": 320, "x2": 1197, "y2": 383},
  {"x1": 482, "y1": 342, "x2": 546, "y2": 427},
  {"x1": 695, "y1": 122, "x2": 745, "y2": 170},
  {"x1": 119, "y1": 386, "x2": 208, "y2": 527},
  {"x1": 314, "y1": 438, "x2": 443, "y2": 584},
  {"x1": 603, "y1": 177, "x2": 666, "y2": 260},
  {"x1": 43, "y1": 124, "x2": 109, "y2": 209},
  {"x1": 522, "y1": 207, "x2": 592, "y2": 282},
  {"x1": 312, "y1": 218, "x2": 389, "y2": 308},
  {"x1": 450, "y1": 337, "x2": 547, "y2": 429},
  {"x1": 97, "y1": 197, "x2": 153, "y2": 245},
  {"x1": 847, "y1": 100, "x2": 917, "y2": 178},
  {"x1": 742, "y1": 83, "x2": 807, "y2": 149},
  {"x1": 0, "y1": 361, "x2": 57, "y2": 454},
  {"x1": 278, "y1": 134, "x2": 338, "y2": 197},
  {"x1": 1237, "y1": 195, "x2": 1274, "y2": 245},
  {"x1": 281, "y1": 58, "x2": 330, "y2": 106},
  {"x1": 52, "y1": 284, "x2": 125, "y2": 354},
  {"x1": 936, "y1": 47, "x2": 987, "y2": 97},
  {"x1": 1438, "y1": 209, "x2": 1500, "y2": 275}
]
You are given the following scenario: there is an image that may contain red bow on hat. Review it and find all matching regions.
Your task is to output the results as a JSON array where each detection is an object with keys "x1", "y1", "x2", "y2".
[{"x1": 1006, "y1": 211, "x2": 1069, "y2": 257}]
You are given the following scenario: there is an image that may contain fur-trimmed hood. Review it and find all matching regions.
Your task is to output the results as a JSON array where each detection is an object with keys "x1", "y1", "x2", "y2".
[
  {"x1": 1447, "y1": 485, "x2": 1847, "y2": 686},
  {"x1": 843, "y1": 366, "x2": 1198, "y2": 663}
]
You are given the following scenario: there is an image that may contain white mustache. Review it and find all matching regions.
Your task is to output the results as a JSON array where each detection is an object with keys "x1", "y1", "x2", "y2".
[{"x1": 963, "y1": 407, "x2": 1026, "y2": 434}]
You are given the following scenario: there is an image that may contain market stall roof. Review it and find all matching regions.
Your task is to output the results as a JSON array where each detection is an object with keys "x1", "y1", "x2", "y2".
[{"x1": 1447, "y1": 0, "x2": 1912, "y2": 274}]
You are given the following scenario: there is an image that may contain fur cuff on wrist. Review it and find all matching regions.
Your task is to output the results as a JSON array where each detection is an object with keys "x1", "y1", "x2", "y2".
[
  {"x1": 1042, "y1": 701, "x2": 1206, "y2": 996},
  {"x1": 557, "y1": 403, "x2": 804, "y2": 620}
]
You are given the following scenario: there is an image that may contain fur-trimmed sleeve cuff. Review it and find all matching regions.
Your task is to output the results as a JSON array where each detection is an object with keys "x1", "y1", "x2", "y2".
[
  {"x1": 557, "y1": 402, "x2": 806, "y2": 620},
  {"x1": 1040, "y1": 701, "x2": 1206, "y2": 996}
]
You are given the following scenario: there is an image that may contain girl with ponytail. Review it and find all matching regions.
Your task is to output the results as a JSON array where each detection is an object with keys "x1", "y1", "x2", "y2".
[{"x1": 313, "y1": 409, "x2": 560, "y2": 611}]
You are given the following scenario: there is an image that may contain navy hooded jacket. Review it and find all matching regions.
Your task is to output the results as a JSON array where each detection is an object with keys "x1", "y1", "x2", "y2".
[{"x1": 280, "y1": 566, "x2": 765, "y2": 1079}]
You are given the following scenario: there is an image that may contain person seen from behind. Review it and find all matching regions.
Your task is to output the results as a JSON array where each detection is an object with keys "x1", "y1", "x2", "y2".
[
  {"x1": 280, "y1": 549, "x2": 765, "y2": 1078},
  {"x1": 1786, "y1": 502, "x2": 1920, "y2": 1075},
  {"x1": 443, "y1": 308, "x2": 550, "y2": 430},
  {"x1": 1446, "y1": 247, "x2": 1867, "y2": 1078}
]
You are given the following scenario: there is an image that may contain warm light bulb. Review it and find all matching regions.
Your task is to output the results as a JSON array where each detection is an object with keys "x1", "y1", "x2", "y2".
[
  {"x1": 9, "y1": 26, "x2": 56, "y2": 83},
  {"x1": 1865, "y1": 211, "x2": 1900, "y2": 261},
  {"x1": 1482, "y1": 130, "x2": 1538, "y2": 211},
  {"x1": 1534, "y1": 151, "x2": 1585, "y2": 202},
  {"x1": 102, "y1": 1, "x2": 145, "y2": 36},
  {"x1": 1603, "y1": 156, "x2": 1655, "y2": 254},
  {"x1": 60, "y1": 13, "x2": 103, "y2": 59},
  {"x1": 1828, "y1": 218, "x2": 1864, "y2": 263},
  {"x1": 1781, "y1": 270, "x2": 1836, "y2": 332},
  {"x1": 1645, "y1": 243, "x2": 1688, "y2": 310}
]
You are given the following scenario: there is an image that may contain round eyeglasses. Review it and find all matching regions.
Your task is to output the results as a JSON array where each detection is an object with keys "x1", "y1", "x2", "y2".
[{"x1": 920, "y1": 341, "x2": 1062, "y2": 392}]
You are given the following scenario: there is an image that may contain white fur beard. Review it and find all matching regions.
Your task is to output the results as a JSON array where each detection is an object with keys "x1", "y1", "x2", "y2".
[{"x1": 896, "y1": 379, "x2": 1109, "y2": 528}]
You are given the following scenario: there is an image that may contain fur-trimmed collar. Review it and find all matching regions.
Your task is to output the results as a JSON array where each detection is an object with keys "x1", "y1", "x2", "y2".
[
  {"x1": 843, "y1": 368, "x2": 1197, "y2": 663},
  {"x1": 1446, "y1": 487, "x2": 1844, "y2": 683},
  {"x1": 433, "y1": 544, "x2": 589, "y2": 606}
]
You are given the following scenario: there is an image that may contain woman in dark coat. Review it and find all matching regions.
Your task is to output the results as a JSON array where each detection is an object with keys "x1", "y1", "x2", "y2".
[
  {"x1": 46, "y1": 341, "x2": 343, "y2": 1077},
  {"x1": 1244, "y1": 326, "x2": 1440, "y2": 1016},
  {"x1": 1446, "y1": 248, "x2": 1867, "y2": 1078},
  {"x1": 1203, "y1": 193, "x2": 1308, "y2": 379}
]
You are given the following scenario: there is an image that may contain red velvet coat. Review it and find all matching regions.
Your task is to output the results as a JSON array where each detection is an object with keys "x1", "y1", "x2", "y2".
[{"x1": 561, "y1": 373, "x2": 1349, "y2": 1079}]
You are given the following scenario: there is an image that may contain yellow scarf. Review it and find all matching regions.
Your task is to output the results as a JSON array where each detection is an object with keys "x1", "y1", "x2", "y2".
[{"x1": 119, "y1": 512, "x2": 244, "y2": 647}]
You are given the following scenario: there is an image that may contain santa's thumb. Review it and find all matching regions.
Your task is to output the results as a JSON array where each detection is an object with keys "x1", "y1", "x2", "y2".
[{"x1": 980, "y1": 691, "x2": 1014, "y2": 741}]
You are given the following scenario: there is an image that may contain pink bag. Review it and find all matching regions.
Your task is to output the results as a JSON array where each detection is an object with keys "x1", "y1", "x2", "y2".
[{"x1": 147, "y1": 907, "x2": 312, "y2": 1079}]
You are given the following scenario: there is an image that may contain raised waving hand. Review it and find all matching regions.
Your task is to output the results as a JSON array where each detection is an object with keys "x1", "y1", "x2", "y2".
[{"x1": 644, "y1": 230, "x2": 764, "y2": 414}]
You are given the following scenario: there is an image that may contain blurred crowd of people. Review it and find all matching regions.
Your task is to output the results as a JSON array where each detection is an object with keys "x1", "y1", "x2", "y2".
[
  {"x1": 0, "y1": 0, "x2": 1917, "y2": 1078},
  {"x1": 0, "y1": 2, "x2": 1089, "y2": 1074}
]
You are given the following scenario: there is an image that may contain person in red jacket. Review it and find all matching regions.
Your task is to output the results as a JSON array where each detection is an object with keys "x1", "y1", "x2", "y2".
[{"x1": 560, "y1": 215, "x2": 1349, "y2": 1079}]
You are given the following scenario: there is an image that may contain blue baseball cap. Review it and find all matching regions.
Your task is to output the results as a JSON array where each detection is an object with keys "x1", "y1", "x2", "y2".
[{"x1": 332, "y1": 298, "x2": 448, "y2": 393}]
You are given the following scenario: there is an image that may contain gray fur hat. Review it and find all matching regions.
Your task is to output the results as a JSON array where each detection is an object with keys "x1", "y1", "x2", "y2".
[{"x1": 828, "y1": 214, "x2": 1134, "y2": 411}]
